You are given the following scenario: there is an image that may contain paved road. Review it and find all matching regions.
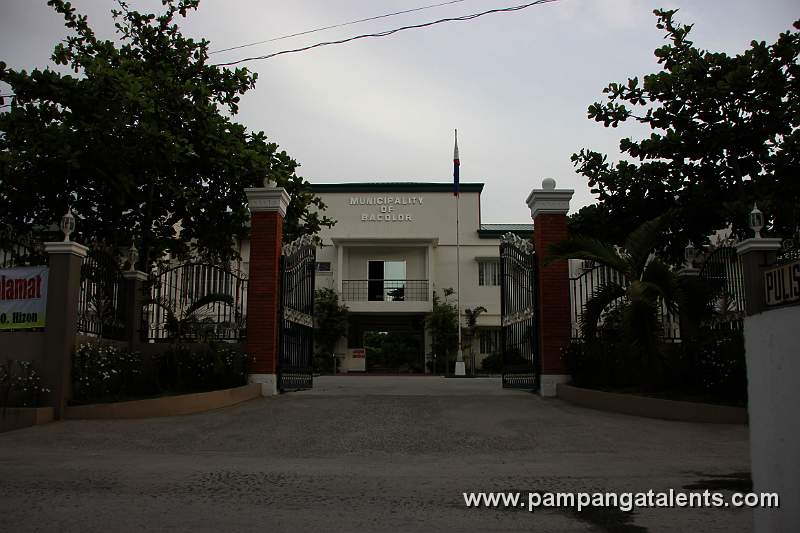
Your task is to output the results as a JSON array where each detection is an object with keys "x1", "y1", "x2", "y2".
[{"x1": 0, "y1": 376, "x2": 751, "y2": 532}]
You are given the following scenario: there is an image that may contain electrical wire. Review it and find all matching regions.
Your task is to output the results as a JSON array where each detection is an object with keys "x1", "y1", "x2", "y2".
[
  {"x1": 213, "y1": 0, "x2": 559, "y2": 67},
  {"x1": 210, "y1": 0, "x2": 470, "y2": 55}
]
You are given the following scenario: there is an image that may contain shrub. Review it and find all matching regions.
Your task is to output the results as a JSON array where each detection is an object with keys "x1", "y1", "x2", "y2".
[
  {"x1": 683, "y1": 330, "x2": 747, "y2": 405},
  {"x1": 154, "y1": 343, "x2": 248, "y2": 393},
  {"x1": 72, "y1": 343, "x2": 144, "y2": 403},
  {"x1": 1, "y1": 360, "x2": 49, "y2": 408},
  {"x1": 562, "y1": 340, "x2": 643, "y2": 389},
  {"x1": 313, "y1": 353, "x2": 335, "y2": 374},
  {"x1": 479, "y1": 352, "x2": 502, "y2": 374},
  {"x1": 564, "y1": 330, "x2": 747, "y2": 404}
]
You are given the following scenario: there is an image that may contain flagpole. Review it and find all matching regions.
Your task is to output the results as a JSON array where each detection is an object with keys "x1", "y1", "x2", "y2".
[{"x1": 454, "y1": 129, "x2": 466, "y2": 376}]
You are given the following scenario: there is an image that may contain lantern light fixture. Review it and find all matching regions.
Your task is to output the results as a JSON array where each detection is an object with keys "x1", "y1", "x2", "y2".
[
  {"x1": 684, "y1": 241, "x2": 697, "y2": 268},
  {"x1": 749, "y1": 203, "x2": 764, "y2": 239},
  {"x1": 127, "y1": 241, "x2": 139, "y2": 272},
  {"x1": 61, "y1": 207, "x2": 75, "y2": 242}
]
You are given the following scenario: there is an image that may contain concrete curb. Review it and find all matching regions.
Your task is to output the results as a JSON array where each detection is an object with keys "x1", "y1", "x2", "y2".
[
  {"x1": 557, "y1": 383, "x2": 748, "y2": 424},
  {"x1": 0, "y1": 407, "x2": 54, "y2": 433},
  {"x1": 65, "y1": 383, "x2": 261, "y2": 419}
]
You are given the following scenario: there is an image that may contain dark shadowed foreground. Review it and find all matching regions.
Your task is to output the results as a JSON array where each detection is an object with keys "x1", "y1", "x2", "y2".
[{"x1": 0, "y1": 376, "x2": 751, "y2": 532}]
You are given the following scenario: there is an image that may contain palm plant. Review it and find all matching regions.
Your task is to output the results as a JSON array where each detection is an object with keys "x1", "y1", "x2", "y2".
[
  {"x1": 461, "y1": 306, "x2": 488, "y2": 357},
  {"x1": 548, "y1": 216, "x2": 681, "y2": 365}
]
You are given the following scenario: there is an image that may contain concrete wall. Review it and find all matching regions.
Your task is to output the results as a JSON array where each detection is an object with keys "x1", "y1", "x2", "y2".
[
  {"x1": 315, "y1": 190, "x2": 483, "y2": 245},
  {"x1": 2, "y1": 331, "x2": 46, "y2": 362},
  {"x1": 744, "y1": 305, "x2": 800, "y2": 532}
]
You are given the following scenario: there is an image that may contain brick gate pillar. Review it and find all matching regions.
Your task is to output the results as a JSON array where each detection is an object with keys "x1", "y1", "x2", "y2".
[
  {"x1": 245, "y1": 184, "x2": 290, "y2": 396},
  {"x1": 526, "y1": 178, "x2": 574, "y2": 397}
]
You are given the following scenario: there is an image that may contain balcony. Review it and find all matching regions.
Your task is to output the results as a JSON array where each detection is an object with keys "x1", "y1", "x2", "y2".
[{"x1": 340, "y1": 280, "x2": 431, "y2": 313}]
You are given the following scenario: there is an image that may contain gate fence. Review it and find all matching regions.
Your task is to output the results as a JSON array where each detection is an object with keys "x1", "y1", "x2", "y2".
[
  {"x1": 142, "y1": 261, "x2": 248, "y2": 341},
  {"x1": 499, "y1": 233, "x2": 538, "y2": 389},
  {"x1": 77, "y1": 249, "x2": 127, "y2": 340},
  {"x1": 278, "y1": 235, "x2": 316, "y2": 392},
  {"x1": 698, "y1": 245, "x2": 746, "y2": 331}
]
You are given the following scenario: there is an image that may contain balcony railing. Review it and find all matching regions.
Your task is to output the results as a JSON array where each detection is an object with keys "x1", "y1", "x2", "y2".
[{"x1": 341, "y1": 279, "x2": 429, "y2": 302}]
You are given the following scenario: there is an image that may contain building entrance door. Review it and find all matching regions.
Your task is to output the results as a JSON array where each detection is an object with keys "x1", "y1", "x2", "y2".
[{"x1": 348, "y1": 314, "x2": 425, "y2": 374}]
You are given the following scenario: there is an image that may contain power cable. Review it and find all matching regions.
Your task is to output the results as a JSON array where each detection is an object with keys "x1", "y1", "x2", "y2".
[
  {"x1": 210, "y1": 0, "x2": 470, "y2": 55},
  {"x1": 213, "y1": 0, "x2": 559, "y2": 67}
]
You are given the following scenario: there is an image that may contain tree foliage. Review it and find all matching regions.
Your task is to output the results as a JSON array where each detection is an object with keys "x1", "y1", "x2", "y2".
[
  {"x1": 0, "y1": 0, "x2": 333, "y2": 267},
  {"x1": 426, "y1": 288, "x2": 458, "y2": 362},
  {"x1": 313, "y1": 288, "x2": 348, "y2": 357},
  {"x1": 571, "y1": 10, "x2": 800, "y2": 262}
]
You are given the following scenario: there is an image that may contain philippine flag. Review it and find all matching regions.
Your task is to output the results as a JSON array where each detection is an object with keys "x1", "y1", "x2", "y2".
[{"x1": 453, "y1": 129, "x2": 460, "y2": 197}]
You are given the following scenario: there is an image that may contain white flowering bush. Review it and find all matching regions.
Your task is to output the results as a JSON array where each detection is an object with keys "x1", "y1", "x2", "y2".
[
  {"x1": 0, "y1": 359, "x2": 50, "y2": 408},
  {"x1": 72, "y1": 343, "x2": 143, "y2": 403},
  {"x1": 72, "y1": 341, "x2": 247, "y2": 402}
]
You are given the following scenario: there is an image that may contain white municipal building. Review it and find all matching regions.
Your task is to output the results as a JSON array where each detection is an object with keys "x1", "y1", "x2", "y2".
[{"x1": 243, "y1": 182, "x2": 532, "y2": 373}]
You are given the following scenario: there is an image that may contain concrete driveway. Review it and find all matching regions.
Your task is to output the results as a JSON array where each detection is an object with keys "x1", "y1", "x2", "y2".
[{"x1": 0, "y1": 376, "x2": 751, "y2": 532}]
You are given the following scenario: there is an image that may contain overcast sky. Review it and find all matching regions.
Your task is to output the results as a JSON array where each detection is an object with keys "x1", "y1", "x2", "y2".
[{"x1": 1, "y1": 0, "x2": 797, "y2": 223}]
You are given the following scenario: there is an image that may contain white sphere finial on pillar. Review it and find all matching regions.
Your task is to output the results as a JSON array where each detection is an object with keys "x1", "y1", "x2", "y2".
[{"x1": 527, "y1": 179, "x2": 573, "y2": 219}]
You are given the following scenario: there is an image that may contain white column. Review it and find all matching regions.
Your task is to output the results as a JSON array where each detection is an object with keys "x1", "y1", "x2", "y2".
[
  {"x1": 336, "y1": 243, "x2": 344, "y2": 295},
  {"x1": 426, "y1": 243, "x2": 435, "y2": 302}
]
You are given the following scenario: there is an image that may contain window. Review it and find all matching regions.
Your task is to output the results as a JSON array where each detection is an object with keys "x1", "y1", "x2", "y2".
[
  {"x1": 479, "y1": 329, "x2": 501, "y2": 354},
  {"x1": 368, "y1": 260, "x2": 406, "y2": 301},
  {"x1": 316, "y1": 261, "x2": 332, "y2": 273},
  {"x1": 478, "y1": 261, "x2": 501, "y2": 286}
]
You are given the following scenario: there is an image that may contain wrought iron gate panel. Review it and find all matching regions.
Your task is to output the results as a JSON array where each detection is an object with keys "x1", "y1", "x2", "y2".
[
  {"x1": 499, "y1": 233, "x2": 539, "y2": 388},
  {"x1": 142, "y1": 261, "x2": 248, "y2": 341},
  {"x1": 77, "y1": 249, "x2": 126, "y2": 340},
  {"x1": 278, "y1": 235, "x2": 316, "y2": 391},
  {"x1": 698, "y1": 245, "x2": 746, "y2": 331}
]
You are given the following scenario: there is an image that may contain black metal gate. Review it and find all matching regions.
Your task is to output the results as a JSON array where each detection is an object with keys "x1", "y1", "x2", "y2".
[
  {"x1": 278, "y1": 235, "x2": 316, "y2": 391},
  {"x1": 499, "y1": 233, "x2": 539, "y2": 388}
]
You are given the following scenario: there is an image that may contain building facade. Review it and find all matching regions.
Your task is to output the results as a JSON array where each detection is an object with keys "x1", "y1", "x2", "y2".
[{"x1": 243, "y1": 182, "x2": 532, "y2": 373}]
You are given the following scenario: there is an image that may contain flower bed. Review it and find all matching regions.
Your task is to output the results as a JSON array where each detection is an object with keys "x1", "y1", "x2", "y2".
[{"x1": 71, "y1": 341, "x2": 250, "y2": 405}]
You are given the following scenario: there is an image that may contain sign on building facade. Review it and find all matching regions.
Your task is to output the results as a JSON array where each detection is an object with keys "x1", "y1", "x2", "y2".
[
  {"x1": 0, "y1": 266, "x2": 49, "y2": 329},
  {"x1": 763, "y1": 259, "x2": 800, "y2": 307}
]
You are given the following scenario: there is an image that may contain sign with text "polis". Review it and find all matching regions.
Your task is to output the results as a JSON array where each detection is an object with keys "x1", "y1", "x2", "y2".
[
  {"x1": 0, "y1": 266, "x2": 49, "y2": 329},
  {"x1": 764, "y1": 259, "x2": 800, "y2": 307}
]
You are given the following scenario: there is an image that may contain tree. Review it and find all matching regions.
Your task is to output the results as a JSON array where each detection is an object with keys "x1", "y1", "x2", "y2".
[
  {"x1": 0, "y1": 0, "x2": 334, "y2": 267},
  {"x1": 548, "y1": 217, "x2": 681, "y2": 366},
  {"x1": 313, "y1": 288, "x2": 348, "y2": 359},
  {"x1": 461, "y1": 305, "x2": 487, "y2": 360},
  {"x1": 426, "y1": 288, "x2": 458, "y2": 372},
  {"x1": 571, "y1": 10, "x2": 800, "y2": 263}
]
